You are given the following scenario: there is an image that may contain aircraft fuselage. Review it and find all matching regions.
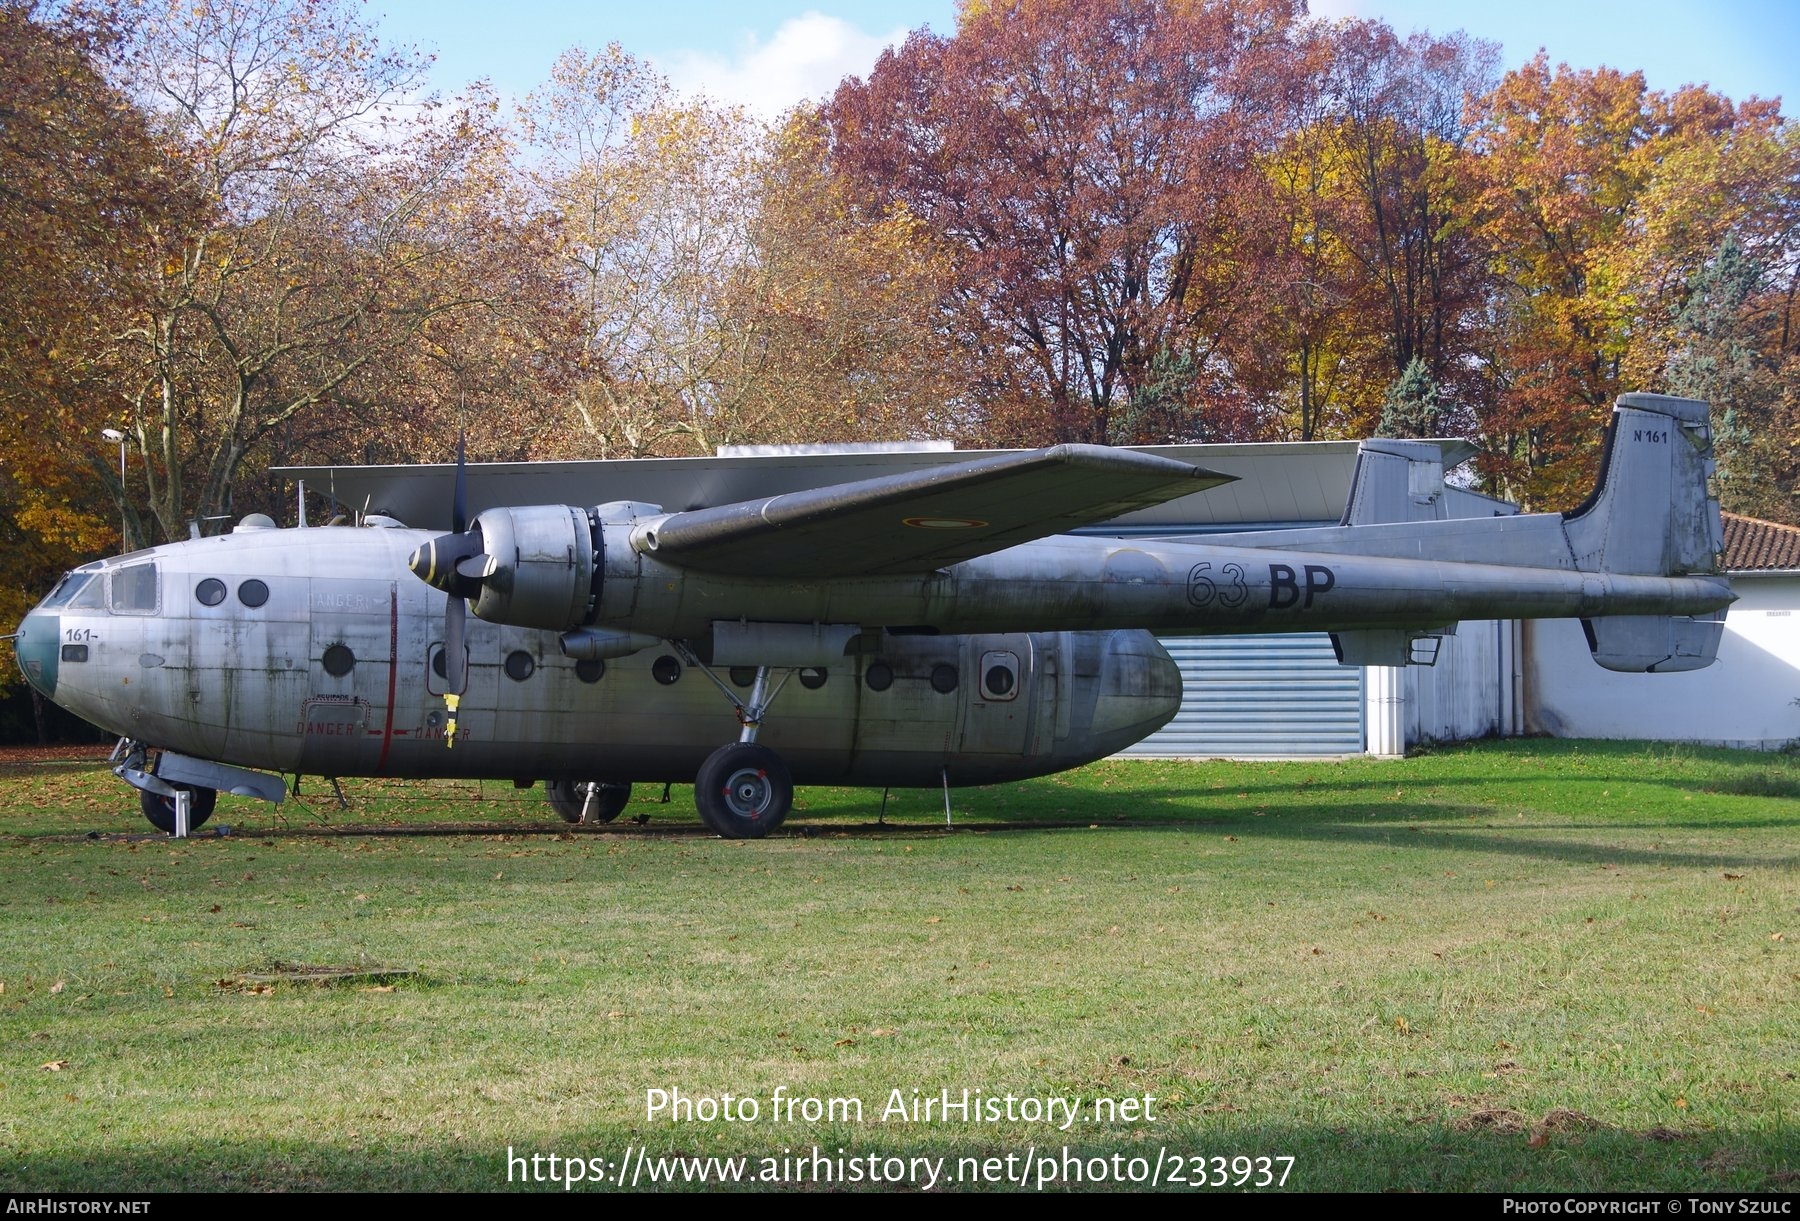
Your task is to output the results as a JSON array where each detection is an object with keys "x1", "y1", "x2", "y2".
[{"x1": 14, "y1": 525, "x2": 1184, "y2": 790}]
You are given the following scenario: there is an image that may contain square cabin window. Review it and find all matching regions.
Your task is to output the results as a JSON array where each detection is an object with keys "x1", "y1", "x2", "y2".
[{"x1": 110, "y1": 563, "x2": 159, "y2": 613}]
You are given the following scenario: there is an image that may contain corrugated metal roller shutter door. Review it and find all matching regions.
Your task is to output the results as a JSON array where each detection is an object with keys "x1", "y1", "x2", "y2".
[{"x1": 1121, "y1": 634, "x2": 1365, "y2": 757}]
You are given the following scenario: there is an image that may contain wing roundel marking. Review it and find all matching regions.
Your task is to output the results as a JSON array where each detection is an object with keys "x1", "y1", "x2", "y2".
[{"x1": 902, "y1": 516, "x2": 989, "y2": 530}]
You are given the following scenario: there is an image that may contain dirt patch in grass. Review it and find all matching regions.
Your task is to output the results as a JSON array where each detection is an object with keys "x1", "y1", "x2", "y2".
[
  {"x1": 236, "y1": 962, "x2": 418, "y2": 986},
  {"x1": 1450, "y1": 1106, "x2": 1528, "y2": 1133}
]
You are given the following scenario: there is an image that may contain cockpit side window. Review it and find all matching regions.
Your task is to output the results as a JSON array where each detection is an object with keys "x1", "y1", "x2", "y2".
[
  {"x1": 40, "y1": 572, "x2": 96, "y2": 610},
  {"x1": 109, "y1": 563, "x2": 159, "y2": 613}
]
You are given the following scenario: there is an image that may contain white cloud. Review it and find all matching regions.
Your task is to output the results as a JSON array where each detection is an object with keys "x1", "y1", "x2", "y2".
[{"x1": 659, "y1": 11, "x2": 911, "y2": 121}]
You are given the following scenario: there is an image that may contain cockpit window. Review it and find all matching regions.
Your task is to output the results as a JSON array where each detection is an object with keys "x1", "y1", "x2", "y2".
[
  {"x1": 110, "y1": 563, "x2": 159, "y2": 613},
  {"x1": 40, "y1": 572, "x2": 96, "y2": 609},
  {"x1": 68, "y1": 575, "x2": 107, "y2": 610}
]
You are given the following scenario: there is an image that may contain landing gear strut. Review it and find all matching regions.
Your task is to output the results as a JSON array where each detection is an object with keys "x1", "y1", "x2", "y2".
[{"x1": 671, "y1": 642, "x2": 799, "y2": 839}]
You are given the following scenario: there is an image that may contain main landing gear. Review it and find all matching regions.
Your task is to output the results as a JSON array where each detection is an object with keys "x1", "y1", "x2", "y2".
[
  {"x1": 694, "y1": 743, "x2": 793, "y2": 839},
  {"x1": 672, "y1": 643, "x2": 798, "y2": 839}
]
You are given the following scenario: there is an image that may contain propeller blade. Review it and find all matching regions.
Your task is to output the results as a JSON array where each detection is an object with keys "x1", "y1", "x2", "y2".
[
  {"x1": 444, "y1": 594, "x2": 467, "y2": 694},
  {"x1": 452, "y1": 432, "x2": 468, "y2": 535},
  {"x1": 455, "y1": 553, "x2": 497, "y2": 581}
]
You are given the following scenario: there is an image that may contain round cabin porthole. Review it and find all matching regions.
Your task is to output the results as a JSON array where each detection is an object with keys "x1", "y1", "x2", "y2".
[
  {"x1": 651, "y1": 655, "x2": 683, "y2": 686},
  {"x1": 984, "y1": 664, "x2": 1014, "y2": 697},
  {"x1": 930, "y1": 664, "x2": 959, "y2": 694},
  {"x1": 504, "y1": 650, "x2": 535, "y2": 682},
  {"x1": 575, "y1": 658, "x2": 605, "y2": 684},
  {"x1": 729, "y1": 666, "x2": 757, "y2": 688},
  {"x1": 865, "y1": 661, "x2": 894, "y2": 692},
  {"x1": 195, "y1": 578, "x2": 226, "y2": 606},
  {"x1": 321, "y1": 644, "x2": 356, "y2": 677},
  {"x1": 798, "y1": 667, "x2": 827, "y2": 690},
  {"x1": 237, "y1": 578, "x2": 269, "y2": 608}
]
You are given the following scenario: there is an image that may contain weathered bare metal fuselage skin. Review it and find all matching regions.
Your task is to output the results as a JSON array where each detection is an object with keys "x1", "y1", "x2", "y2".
[{"x1": 19, "y1": 526, "x2": 1185, "y2": 787}]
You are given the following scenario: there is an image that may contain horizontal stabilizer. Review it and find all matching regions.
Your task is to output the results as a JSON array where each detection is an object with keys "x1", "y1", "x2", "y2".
[
  {"x1": 1582, "y1": 612, "x2": 1725, "y2": 673},
  {"x1": 635, "y1": 445, "x2": 1232, "y2": 578}
]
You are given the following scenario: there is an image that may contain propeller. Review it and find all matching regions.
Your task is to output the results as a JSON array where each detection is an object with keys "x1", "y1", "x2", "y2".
[{"x1": 405, "y1": 435, "x2": 496, "y2": 749}]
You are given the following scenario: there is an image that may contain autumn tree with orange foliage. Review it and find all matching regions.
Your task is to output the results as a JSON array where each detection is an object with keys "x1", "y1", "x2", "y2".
[
  {"x1": 0, "y1": 3, "x2": 193, "y2": 663},
  {"x1": 826, "y1": 0, "x2": 1308, "y2": 448},
  {"x1": 1468, "y1": 55, "x2": 1798, "y2": 508},
  {"x1": 1251, "y1": 22, "x2": 1496, "y2": 439}
]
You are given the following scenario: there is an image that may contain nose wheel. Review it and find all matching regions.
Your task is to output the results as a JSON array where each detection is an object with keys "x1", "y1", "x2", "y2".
[{"x1": 694, "y1": 743, "x2": 792, "y2": 839}]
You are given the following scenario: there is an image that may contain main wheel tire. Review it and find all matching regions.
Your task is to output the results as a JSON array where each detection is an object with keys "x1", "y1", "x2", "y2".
[
  {"x1": 693, "y1": 743, "x2": 792, "y2": 839},
  {"x1": 139, "y1": 784, "x2": 217, "y2": 834},
  {"x1": 545, "y1": 780, "x2": 632, "y2": 824}
]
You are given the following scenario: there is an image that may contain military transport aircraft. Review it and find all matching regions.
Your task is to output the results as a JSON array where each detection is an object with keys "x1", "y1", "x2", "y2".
[{"x1": 10, "y1": 393, "x2": 1732, "y2": 838}]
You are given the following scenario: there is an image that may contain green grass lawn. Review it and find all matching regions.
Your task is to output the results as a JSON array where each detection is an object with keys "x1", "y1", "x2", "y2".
[{"x1": 1, "y1": 740, "x2": 1795, "y2": 1192}]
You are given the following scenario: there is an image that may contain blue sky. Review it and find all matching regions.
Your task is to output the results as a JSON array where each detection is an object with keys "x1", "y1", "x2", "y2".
[{"x1": 367, "y1": 1, "x2": 1797, "y2": 119}]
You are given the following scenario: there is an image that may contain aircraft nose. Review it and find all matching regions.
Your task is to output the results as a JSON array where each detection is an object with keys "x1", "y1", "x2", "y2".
[{"x1": 12, "y1": 609, "x2": 58, "y2": 699}]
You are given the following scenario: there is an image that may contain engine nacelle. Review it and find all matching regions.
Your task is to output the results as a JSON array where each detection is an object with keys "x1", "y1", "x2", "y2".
[{"x1": 467, "y1": 505, "x2": 597, "y2": 630}]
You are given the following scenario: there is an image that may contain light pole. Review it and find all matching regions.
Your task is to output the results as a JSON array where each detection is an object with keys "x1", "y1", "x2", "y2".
[{"x1": 101, "y1": 428, "x2": 127, "y2": 549}]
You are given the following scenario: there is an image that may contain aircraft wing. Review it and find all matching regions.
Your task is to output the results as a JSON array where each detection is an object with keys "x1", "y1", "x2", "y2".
[{"x1": 637, "y1": 444, "x2": 1234, "y2": 578}]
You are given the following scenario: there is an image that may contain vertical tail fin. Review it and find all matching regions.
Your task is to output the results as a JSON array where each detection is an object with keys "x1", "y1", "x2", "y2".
[
  {"x1": 1339, "y1": 439, "x2": 1449, "y2": 526},
  {"x1": 1563, "y1": 393, "x2": 1723, "y2": 577},
  {"x1": 1567, "y1": 393, "x2": 1728, "y2": 672}
]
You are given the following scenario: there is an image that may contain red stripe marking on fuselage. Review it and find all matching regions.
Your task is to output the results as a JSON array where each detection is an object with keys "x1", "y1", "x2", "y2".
[{"x1": 376, "y1": 584, "x2": 398, "y2": 774}]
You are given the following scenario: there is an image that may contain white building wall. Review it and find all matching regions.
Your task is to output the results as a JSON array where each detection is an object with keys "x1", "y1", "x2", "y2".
[
  {"x1": 1524, "y1": 573, "x2": 1800, "y2": 749},
  {"x1": 1362, "y1": 619, "x2": 1520, "y2": 756},
  {"x1": 1405, "y1": 619, "x2": 1520, "y2": 746}
]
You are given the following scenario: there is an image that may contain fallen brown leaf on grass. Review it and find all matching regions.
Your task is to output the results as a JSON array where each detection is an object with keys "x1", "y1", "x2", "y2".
[{"x1": 40, "y1": 1060, "x2": 68, "y2": 1072}]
